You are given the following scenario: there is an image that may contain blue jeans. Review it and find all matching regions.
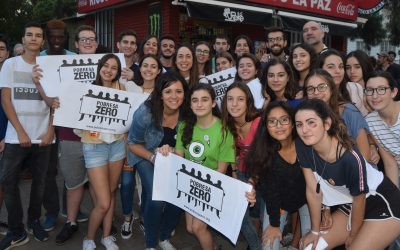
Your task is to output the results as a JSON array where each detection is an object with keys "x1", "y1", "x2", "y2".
[
  {"x1": 0, "y1": 144, "x2": 51, "y2": 235},
  {"x1": 136, "y1": 159, "x2": 182, "y2": 248},
  {"x1": 120, "y1": 166, "x2": 137, "y2": 215},
  {"x1": 237, "y1": 171, "x2": 261, "y2": 250},
  {"x1": 262, "y1": 204, "x2": 311, "y2": 250}
]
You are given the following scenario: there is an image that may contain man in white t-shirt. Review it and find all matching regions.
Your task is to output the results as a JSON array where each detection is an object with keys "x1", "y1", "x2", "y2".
[{"x1": 0, "y1": 22, "x2": 54, "y2": 249}]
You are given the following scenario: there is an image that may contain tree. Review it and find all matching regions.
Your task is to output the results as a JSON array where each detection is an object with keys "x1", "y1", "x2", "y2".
[
  {"x1": 355, "y1": 13, "x2": 386, "y2": 50},
  {"x1": 0, "y1": 0, "x2": 33, "y2": 45},
  {"x1": 384, "y1": 0, "x2": 400, "y2": 45},
  {"x1": 32, "y1": 0, "x2": 76, "y2": 23}
]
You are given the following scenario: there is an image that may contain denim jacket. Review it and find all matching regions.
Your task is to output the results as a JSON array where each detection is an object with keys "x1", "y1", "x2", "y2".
[{"x1": 127, "y1": 103, "x2": 164, "y2": 166}]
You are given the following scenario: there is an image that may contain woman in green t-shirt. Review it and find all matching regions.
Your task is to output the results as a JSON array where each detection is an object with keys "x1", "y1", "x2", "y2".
[{"x1": 175, "y1": 83, "x2": 235, "y2": 249}]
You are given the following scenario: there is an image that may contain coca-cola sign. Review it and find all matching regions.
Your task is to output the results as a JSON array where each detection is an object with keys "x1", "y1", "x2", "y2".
[{"x1": 244, "y1": 0, "x2": 358, "y2": 21}]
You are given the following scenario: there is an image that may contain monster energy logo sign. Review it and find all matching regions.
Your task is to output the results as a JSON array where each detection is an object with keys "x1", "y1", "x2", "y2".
[{"x1": 149, "y1": 13, "x2": 161, "y2": 38}]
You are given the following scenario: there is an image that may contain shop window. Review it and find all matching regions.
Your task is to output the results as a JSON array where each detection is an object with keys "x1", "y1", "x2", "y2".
[{"x1": 95, "y1": 9, "x2": 114, "y2": 51}]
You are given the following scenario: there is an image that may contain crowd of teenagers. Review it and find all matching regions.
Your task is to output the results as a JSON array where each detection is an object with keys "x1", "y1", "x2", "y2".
[{"x1": 0, "y1": 17, "x2": 399, "y2": 250}]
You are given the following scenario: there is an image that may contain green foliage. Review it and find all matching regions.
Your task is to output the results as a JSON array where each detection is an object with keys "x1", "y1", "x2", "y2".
[
  {"x1": 359, "y1": 13, "x2": 386, "y2": 48},
  {"x1": 0, "y1": 0, "x2": 33, "y2": 45},
  {"x1": 32, "y1": 0, "x2": 77, "y2": 22},
  {"x1": 385, "y1": 0, "x2": 400, "y2": 45}
]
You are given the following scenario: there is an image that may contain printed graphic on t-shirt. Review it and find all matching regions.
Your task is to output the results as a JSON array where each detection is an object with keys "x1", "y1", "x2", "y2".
[{"x1": 188, "y1": 140, "x2": 208, "y2": 165}]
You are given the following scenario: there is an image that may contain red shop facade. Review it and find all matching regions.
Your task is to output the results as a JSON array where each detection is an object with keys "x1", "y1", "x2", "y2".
[{"x1": 77, "y1": 0, "x2": 363, "y2": 55}]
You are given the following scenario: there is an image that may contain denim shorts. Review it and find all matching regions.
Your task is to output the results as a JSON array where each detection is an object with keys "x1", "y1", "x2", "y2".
[{"x1": 82, "y1": 139, "x2": 126, "y2": 168}]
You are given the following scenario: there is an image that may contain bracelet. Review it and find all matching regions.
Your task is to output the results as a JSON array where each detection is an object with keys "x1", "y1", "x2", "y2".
[
  {"x1": 148, "y1": 154, "x2": 156, "y2": 164},
  {"x1": 310, "y1": 230, "x2": 319, "y2": 236}
]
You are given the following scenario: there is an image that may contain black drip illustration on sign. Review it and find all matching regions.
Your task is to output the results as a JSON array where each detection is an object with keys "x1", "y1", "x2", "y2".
[
  {"x1": 176, "y1": 164, "x2": 225, "y2": 218},
  {"x1": 78, "y1": 89, "x2": 131, "y2": 125},
  {"x1": 207, "y1": 73, "x2": 234, "y2": 85},
  {"x1": 58, "y1": 58, "x2": 100, "y2": 83}
]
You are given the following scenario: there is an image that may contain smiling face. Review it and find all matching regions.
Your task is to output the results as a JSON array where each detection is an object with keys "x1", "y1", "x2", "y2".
[
  {"x1": 235, "y1": 38, "x2": 250, "y2": 57},
  {"x1": 162, "y1": 80, "x2": 185, "y2": 112},
  {"x1": 99, "y1": 58, "x2": 119, "y2": 84},
  {"x1": 216, "y1": 57, "x2": 232, "y2": 72},
  {"x1": 117, "y1": 35, "x2": 137, "y2": 57},
  {"x1": 267, "y1": 31, "x2": 287, "y2": 56},
  {"x1": 195, "y1": 44, "x2": 210, "y2": 64},
  {"x1": 0, "y1": 41, "x2": 9, "y2": 64},
  {"x1": 47, "y1": 29, "x2": 66, "y2": 54},
  {"x1": 143, "y1": 37, "x2": 158, "y2": 55},
  {"x1": 226, "y1": 87, "x2": 247, "y2": 120},
  {"x1": 322, "y1": 55, "x2": 345, "y2": 85},
  {"x1": 267, "y1": 64, "x2": 289, "y2": 96},
  {"x1": 176, "y1": 47, "x2": 193, "y2": 75},
  {"x1": 292, "y1": 47, "x2": 311, "y2": 72},
  {"x1": 295, "y1": 109, "x2": 330, "y2": 146},
  {"x1": 160, "y1": 39, "x2": 175, "y2": 59},
  {"x1": 238, "y1": 57, "x2": 257, "y2": 82},
  {"x1": 22, "y1": 27, "x2": 44, "y2": 53},
  {"x1": 75, "y1": 30, "x2": 98, "y2": 54},
  {"x1": 190, "y1": 89, "x2": 216, "y2": 118},
  {"x1": 305, "y1": 75, "x2": 332, "y2": 103},
  {"x1": 267, "y1": 107, "x2": 293, "y2": 142},
  {"x1": 365, "y1": 76, "x2": 397, "y2": 112},
  {"x1": 140, "y1": 57, "x2": 161, "y2": 82},
  {"x1": 345, "y1": 56, "x2": 363, "y2": 84}
]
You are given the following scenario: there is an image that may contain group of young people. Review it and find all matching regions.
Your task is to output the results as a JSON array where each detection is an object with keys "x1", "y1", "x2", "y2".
[{"x1": 0, "y1": 18, "x2": 399, "y2": 250}]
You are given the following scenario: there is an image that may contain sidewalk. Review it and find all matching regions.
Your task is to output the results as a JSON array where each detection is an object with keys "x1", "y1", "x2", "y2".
[{"x1": 0, "y1": 175, "x2": 248, "y2": 250}]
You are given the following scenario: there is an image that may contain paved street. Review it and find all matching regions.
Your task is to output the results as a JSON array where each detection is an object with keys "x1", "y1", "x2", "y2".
[{"x1": 0, "y1": 175, "x2": 248, "y2": 250}]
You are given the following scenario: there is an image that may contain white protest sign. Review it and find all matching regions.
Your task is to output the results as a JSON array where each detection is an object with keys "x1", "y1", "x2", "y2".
[
  {"x1": 53, "y1": 82, "x2": 147, "y2": 134},
  {"x1": 152, "y1": 153, "x2": 251, "y2": 244},
  {"x1": 204, "y1": 67, "x2": 236, "y2": 107},
  {"x1": 36, "y1": 53, "x2": 126, "y2": 97}
]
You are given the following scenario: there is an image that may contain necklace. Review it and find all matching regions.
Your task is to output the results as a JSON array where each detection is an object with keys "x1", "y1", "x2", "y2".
[
  {"x1": 311, "y1": 139, "x2": 333, "y2": 194},
  {"x1": 236, "y1": 120, "x2": 247, "y2": 128}
]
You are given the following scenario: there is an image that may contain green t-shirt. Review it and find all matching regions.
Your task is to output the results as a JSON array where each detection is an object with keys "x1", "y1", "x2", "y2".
[{"x1": 176, "y1": 118, "x2": 235, "y2": 171}]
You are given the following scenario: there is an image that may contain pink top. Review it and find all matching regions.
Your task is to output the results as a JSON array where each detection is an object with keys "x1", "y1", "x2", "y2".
[{"x1": 236, "y1": 116, "x2": 261, "y2": 172}]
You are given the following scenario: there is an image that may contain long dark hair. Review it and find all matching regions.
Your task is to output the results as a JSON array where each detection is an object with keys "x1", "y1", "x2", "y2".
[
  {"x1": 235, "y1": 53, "x2": 262, "y2": 82},
  {"x1": 221, "y1": 82, "x2": 260, "y2": 138},
  {"x1": 288, "y1": 43, "x2": 317, "y2": 84},
  {"x1": 295, "y1": 99, "x2": 353, "y2": 151},
  {"x1": 145, "y1": 72, "x2": 189, "y2": 128},
  {"x1": 136, "y1": 54, "x2": 162, "y2": 86},
  {"x1": 172, "y1": 44, "x2": 199, "y2": 86},
  {"x1": 318, "y1": 49, "x2": 351, "y2": 102},
  {"x1": 262, "y1": 58, "x2": 298, "y2": 101},
  {"x1": 195, "y1": 41, "x2": 212, "y2": 75},
  {"x1": 138, "y1": 35, "x2": 159, "y2": 60},
  {"x1": 181, "y1": 83, "x2": 221, "y2": 148},
  {"x1": 304, "y1": 69, "x2": 345, "y2": 116},
  {"x1": 233, "y1": 34, "x2": 254, "y2": 58},
  {"x1": 345, "y1": 50, "x2": 374, "y2": 84},
  {"x1": 246, "y1": 101, "x2": 296, "y2": 178},
  {"x1": 93, "y1": 54, "x2": 122, "y2": 86}
]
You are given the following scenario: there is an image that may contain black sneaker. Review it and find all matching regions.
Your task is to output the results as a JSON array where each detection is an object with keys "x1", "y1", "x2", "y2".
[
  {"x1": 0, "y1": 231, "x2": 29, "y2": 249},
  {"x1": 55, "y1": 222, "x2": 78, "y2": 245},
  {"x1": 28, "y1": 219, "x2": 49, "y2": 242},
  {"x1": 120, "y1": 215, "x2": 133, "y2": 239}
]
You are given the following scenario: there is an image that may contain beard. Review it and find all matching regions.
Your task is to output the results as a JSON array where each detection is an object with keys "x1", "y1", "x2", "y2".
[{"x1": 271, "y1": 47, "x2": 284, "y2": 56}]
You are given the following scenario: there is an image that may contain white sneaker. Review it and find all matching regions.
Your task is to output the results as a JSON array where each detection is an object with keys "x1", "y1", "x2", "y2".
[
  {"x1": 82, "y1": 238, "x2": 96, "y2": 250},
  {"x1": 101, "y1": 235, "x2": 119, "y2": 250},
  {"x1": 159, "y1": 239, "x2": 177, "y2": 250},
  {"x1": 145, "y1": 248, "x2": 156, "y2": 250}
]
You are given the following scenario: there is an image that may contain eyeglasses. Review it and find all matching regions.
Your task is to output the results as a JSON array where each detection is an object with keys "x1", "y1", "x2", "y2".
[
  {"x1": 195, "y1": 49, "x2": 210, "y2": 56},
  {"x1": 364, "y1": 87, "x2": 391, "y2": 96},
  {"x1": 79, "y1": 37, "x2": 97, "y2": 44},
  {"x1": 305, "y1": 83, "x2": 329, "y2": 95},
  {"x1": 267, "y1": 116, "x2": 291, "y2": 127},
  {"x1": 267, "y1": 37, "x2": 284, "y2": 43}
]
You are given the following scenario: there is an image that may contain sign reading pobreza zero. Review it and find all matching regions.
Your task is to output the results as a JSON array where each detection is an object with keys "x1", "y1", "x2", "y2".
[
  {"x1": 204, "y1": 67, "x2": 236, "y2": 108},
  {"x1": 152, "y1": 153, "x2": 252, "y2": 244},
  {"x1": 36, "y1": 53, "x2": 126, "y2": 98},
  {"x1": 53, "y1": 82, "x2": 147, "y2": 134}
]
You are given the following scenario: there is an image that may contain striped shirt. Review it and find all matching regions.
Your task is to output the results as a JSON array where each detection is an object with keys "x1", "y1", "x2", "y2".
[{"x1": 366, "y1": 111, "x2": 400, "y2": 172}]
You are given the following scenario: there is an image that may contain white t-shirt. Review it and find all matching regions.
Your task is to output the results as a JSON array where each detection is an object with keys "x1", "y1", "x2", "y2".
[
  {"x1": 0, "y1": 56, "x2": 50, "y2": 144},
  {"x1": 247, "y1": 78, "x2": 265, "y2": 109}
]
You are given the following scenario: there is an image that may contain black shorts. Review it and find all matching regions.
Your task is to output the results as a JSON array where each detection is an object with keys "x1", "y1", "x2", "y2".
[{"x1": 338, "y1": 177, "x2": 400, "y2": 221}]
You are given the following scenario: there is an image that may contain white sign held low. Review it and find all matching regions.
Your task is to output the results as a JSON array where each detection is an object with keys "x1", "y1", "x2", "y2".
[{"x1": 152, "y1": 153, "x2": 251, "y2": 244}]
